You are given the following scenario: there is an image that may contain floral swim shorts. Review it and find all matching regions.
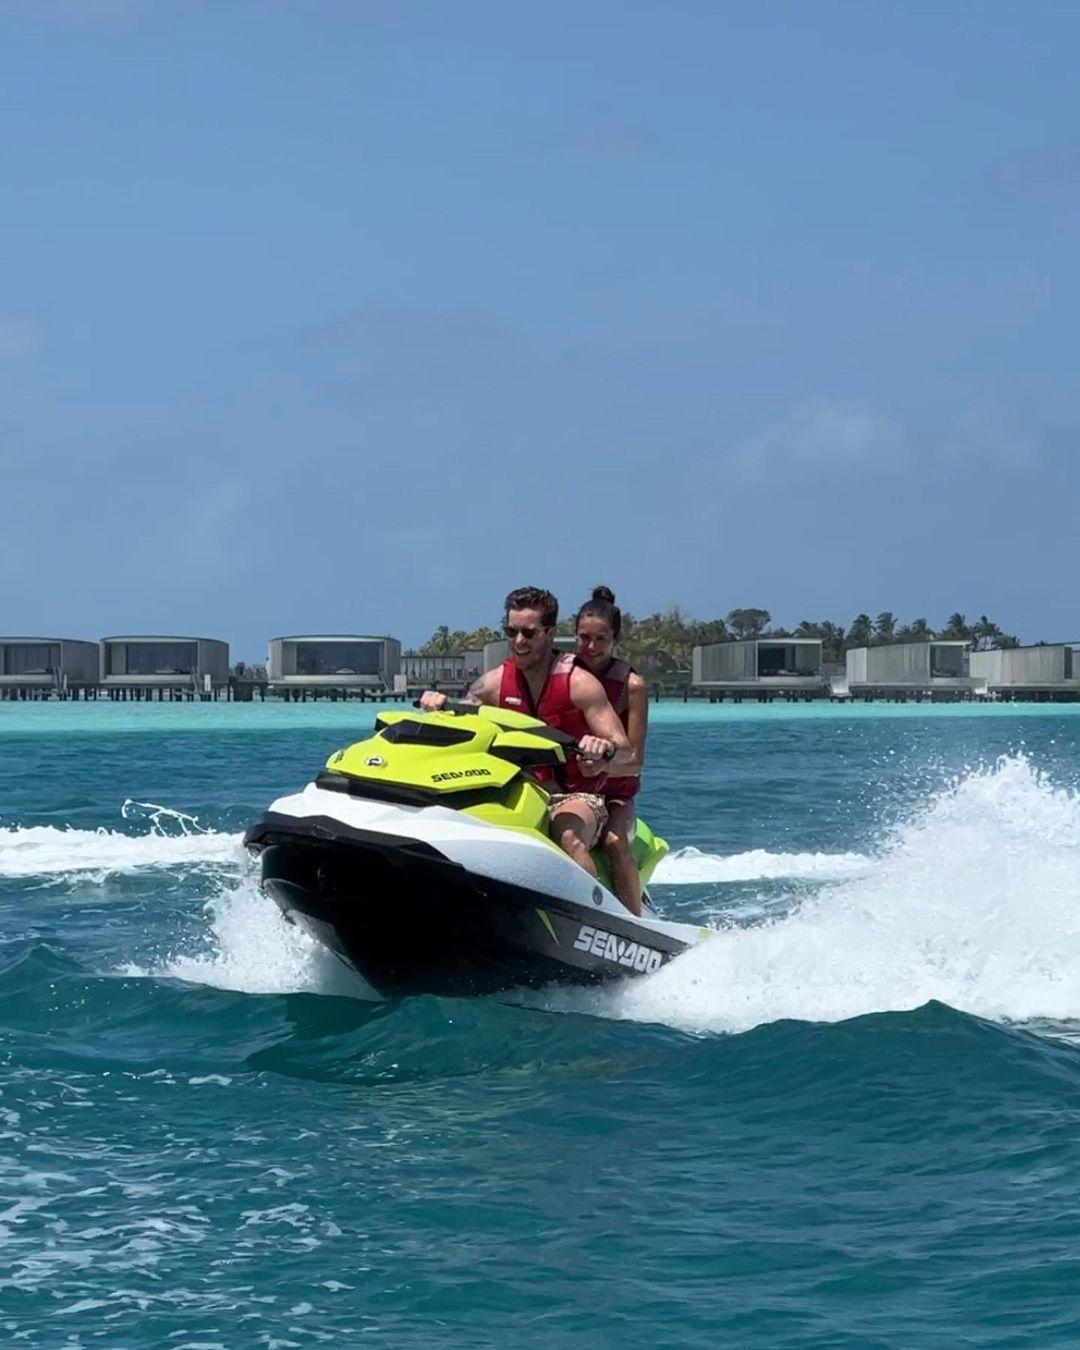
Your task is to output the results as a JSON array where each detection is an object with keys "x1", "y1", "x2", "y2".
[{"x1": 547, "y1": 792, "x2": 609, "y2": 849}]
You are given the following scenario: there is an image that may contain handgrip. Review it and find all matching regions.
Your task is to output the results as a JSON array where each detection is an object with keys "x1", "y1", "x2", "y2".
[{"x1": 411, "y1": 697, "x2": 481, "y2": 715}]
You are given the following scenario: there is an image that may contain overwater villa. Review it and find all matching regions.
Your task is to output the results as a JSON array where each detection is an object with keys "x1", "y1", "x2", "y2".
[
  {"x1": 267, "y1": 635, "x2": 402, "y2": 699},
  {"x1": 692, "y1": 638, "x2": 827, "y2": 700},
  {"x1": 401, "y1": 652, "x2": 484, "y2": 694},
  {"x1": 100, "y1": 636, "x2": 230, "y2": 699},
  {"x1": 0, "y1": 637, "x2": 99, "y2": 700},
  {"x1": 969, "y1": 643, "x2": 1080, "y2": 701},
  {"x1": 845, "y1": 639, "x2": 975, "y2": 700}
]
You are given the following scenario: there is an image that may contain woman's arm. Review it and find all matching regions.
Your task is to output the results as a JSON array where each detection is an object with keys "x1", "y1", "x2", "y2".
[{"x1": 621, "y1": 672, "x2": 648, "y2": 776}]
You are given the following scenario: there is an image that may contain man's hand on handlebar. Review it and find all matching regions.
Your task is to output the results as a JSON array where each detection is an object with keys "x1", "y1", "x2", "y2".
[
  {"x1": 576, "y1": 735, "x2": 615, "y2": 777},
  {"x1": 418, "y1": 691, "x2": 448, "y2": 711}
]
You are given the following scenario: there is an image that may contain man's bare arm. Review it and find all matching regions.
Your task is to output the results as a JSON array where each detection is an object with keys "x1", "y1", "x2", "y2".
[
  {"x1": 464, "y1": 669, "x2": 500, "y2": 706},
  {"x1": 418, "y1": 669, "x2": 500, "y2": 711},
  {"x1": 570, "y1": 667, "x2": 632, "y2": 770}
]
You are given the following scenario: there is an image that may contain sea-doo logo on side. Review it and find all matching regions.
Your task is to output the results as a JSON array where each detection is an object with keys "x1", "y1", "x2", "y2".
[
  {"x1": 573, "y1": 925, "x2": 663, "y2": 974},
  {"x1": 430, "y1": 768, "x2": 492, "y2": 783},
  {"x1": 365, "y1": 756, "x2": 385, "y2": 767}
]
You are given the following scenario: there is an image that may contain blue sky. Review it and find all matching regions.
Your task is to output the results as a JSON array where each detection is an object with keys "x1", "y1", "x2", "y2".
[{"x1": 2, "y1": 0, "x2": 1077, "y2": 660}]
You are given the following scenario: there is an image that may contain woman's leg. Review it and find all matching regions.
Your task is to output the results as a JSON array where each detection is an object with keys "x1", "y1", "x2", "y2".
[{"x1": 603, "y1": 800, "x2": 641, "y2": 916}]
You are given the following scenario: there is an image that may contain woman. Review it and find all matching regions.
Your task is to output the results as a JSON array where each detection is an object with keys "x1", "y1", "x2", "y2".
[{"x1": 573, "y1": 586, "x2": 648, "y2": 915}]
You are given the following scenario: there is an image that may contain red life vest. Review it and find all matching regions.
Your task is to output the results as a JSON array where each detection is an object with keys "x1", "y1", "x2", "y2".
[
  {"x1": 498, "y1": 653, "x2": 594, "y2": 791},
  {"x1": 596, "y1": 659, "x2": 640, "y2": 800}
]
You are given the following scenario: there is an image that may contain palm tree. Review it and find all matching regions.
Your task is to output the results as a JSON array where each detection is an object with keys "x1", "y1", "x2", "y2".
[
  {"x1": 897, "y1": 617, "x2": 932, "y2": 643},
  {"x1": 846, "y1": 614, "x2": 873, "y2": 649},
  {"x1": 417, "y1": 625, "x2": 455, "y2": 655},
  {"x1": 816, "y1": 620, "x2": 847, "y2": 662},
  {"x1": 874, "y1": 612, "x2": 896, "y2": 644},
  {"x1": 460, "y1": 626, "x2": 501, "y2": 649},
  {"x1": 972, "y1": 615, "x2": 1002, "y2": 651},
  {"x1": 694, "y1": 618, "x2": 729, "y2": 647},
  {"x1": 726, "y1": 608, "x2": 771, "y2": 640}
]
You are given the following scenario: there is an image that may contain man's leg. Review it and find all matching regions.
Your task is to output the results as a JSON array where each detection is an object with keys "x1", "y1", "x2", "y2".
[
  {"x1": 550, "y1": 799, "x2": 602, "y2": 877},
  {"x1": 603, "y1": 800, "x2": 642, "y2": 916}
]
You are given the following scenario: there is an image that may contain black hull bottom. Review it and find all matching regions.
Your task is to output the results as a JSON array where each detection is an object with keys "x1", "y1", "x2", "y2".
[{"x1": 245, "y1": 813, "x2": 688, "y2": 999}]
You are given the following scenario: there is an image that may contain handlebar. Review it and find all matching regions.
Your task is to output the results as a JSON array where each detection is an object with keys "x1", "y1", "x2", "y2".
[
  {"x1": 411, "y1": 698, "x2": 615, "y2": 760},
  {"x1": 412, "y1": 697, "x2": 481, "y2": 716}
]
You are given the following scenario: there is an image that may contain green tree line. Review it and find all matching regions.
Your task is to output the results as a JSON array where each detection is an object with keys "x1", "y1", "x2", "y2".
[{"x1": 412, "y1": 610, "x2": 1020, "y2": 675}]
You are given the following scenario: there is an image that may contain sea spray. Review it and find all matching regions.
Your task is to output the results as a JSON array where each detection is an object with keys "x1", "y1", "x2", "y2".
[
  {"x1": 0, "y1": 797, "x2": 233, "y2": 878},
  {"x1": 0, "y1": 819, "x2": 243, "y2": 878},
  {"x1": 0, "y1": 814, "x2": 863, "y2": 887},
  {"x1": 157, "y1": 876, "x2": 364, "y2": 998},
  {"x1": 561, "y1": 754, "x2": 1080, "y2": 1034},
  {"x1": 656, "y1": 846, "x2": 868, "y2": 884},
  {"x1": 10, "y1": 756, "x2": 1080, "y2": 1036}
]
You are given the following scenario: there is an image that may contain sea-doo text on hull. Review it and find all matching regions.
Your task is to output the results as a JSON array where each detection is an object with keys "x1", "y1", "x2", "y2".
[{"x1": 244, "y1": 704, "x2": 709, "y2": 998}]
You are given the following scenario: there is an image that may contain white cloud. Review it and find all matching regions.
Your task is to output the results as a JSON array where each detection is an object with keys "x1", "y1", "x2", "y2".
[
  {"x1": 728, "y1": 396, "x2": 908, "y2": 483},
  {"x1": 944, "y1": 406, "x2": 1038, "y2": 467},
  {"x1": 0, "y1": 318, "x2": 43, "y2": 358},
  {"x1": 724, "y1": 395, "x2": 1045, "y2": 487}
]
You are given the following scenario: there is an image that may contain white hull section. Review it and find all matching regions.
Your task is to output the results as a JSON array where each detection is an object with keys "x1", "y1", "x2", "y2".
[{"x1": 268, "y1": 783, "x2": 710, "y2": 949}]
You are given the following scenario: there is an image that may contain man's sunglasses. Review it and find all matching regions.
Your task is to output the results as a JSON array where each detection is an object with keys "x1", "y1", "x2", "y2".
[{"x1": 504, "y1": 624, "x2": 545, "y2": 640}]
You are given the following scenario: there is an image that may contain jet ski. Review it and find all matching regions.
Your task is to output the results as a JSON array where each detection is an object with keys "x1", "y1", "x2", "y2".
[{"x1": 243, "y1": 702, "x2": 710, "y2": 999}]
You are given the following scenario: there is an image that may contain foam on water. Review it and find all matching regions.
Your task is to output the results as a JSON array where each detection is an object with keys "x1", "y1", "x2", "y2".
[
  {"x1": 163, "y1": 755, "x2": 1080, "y2": 1038},
  {"x1": 0, "y1": 802, "x2": 856, "y2": 886},
  {"x1": 655, "y1": 846, "x2": 868, "y2": 883},
  {"x1": 156, "y1": 879, "x2": 363, "y2": 998},
  {"x1": 141, "y1": 847, "x2": 863, "y2": 1005},
  {"x1": 576, "y1": 754, "x2": 1080, "y2": 1034},
  {"x1": 13, "y1": 760, "x2": 1080, "y2": 1038},
  {"x1": 0, "y1": 801, "x2": 243, "y2": 879}
]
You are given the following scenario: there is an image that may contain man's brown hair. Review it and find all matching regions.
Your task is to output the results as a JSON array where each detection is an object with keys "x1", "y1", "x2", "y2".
[{"x1": 504, "y1": 586, "x2": 558, "y2": 629}]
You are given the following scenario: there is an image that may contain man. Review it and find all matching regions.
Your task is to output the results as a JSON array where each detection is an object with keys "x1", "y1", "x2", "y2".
[{"x1": 420, "y1": 585, "x2": 635, "y2": 895}]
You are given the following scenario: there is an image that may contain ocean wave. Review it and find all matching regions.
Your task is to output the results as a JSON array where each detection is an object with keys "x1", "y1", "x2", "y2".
[
  {"x1": 0, "y1": 824, "x2": 244, "y2": 879},
  {"x1": 655, "y1": 846, "x2": 868, "y2": 884},
  {"x1": 551, "y1": 755, "x2": 1080, "y2": 1035},
  {"x1": 121, "y1": 877, "x2": 367, "y2": 1000},
  {"x1": 0, "y1": 801, "x2": 243, "y2": 879},
  {"x1": 20, "y1": 758, "x2": 1080, "y2": 1044},
  {"x1": 0, "y1": 806, "x2": 865, "y2": 888}
]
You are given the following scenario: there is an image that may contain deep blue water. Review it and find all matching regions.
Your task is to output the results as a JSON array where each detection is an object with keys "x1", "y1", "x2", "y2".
[{"x1": 3, "y1": 702, "x2": 1080, "y2": 1347}]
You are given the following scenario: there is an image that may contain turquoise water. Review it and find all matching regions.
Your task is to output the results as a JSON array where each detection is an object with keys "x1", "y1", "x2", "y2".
[{"x1": 3, "y1": 702, "x2": 1080, "y2": 1346}]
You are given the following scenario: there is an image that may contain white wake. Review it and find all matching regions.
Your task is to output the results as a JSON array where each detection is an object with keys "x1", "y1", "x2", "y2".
[
  {"x1": 10, "y1": 762, "x2": 1080, "y2": 1038},
  {"x1": 563, "y1": 755, "x2": 1080, "y2": 1034},
  {"x1": 144, "y1": 879, "x2": 363, "y2": 998},
  {"x1": 0, "y1": 803, "x2": 852, "y2": 887},
  {"x1": 0, "y1": 801, "x2": 243, "y2": 879},
  {"x1": 655, "y1": 846, "x2": 867, "y2": 884}
]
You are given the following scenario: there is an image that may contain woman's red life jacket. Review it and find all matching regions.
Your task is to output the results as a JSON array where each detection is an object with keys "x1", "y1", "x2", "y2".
[
  {"x1": 596, "y1": 658, "x2": 640, "y2": 800},
  {"x1": 498, "y1": 652, "x2": 594, "y2": 791}
]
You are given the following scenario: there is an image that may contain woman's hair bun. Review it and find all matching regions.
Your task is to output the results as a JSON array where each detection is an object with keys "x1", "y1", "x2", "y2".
[{"x1": 575, "y1": 584, "x2": 622, "y2": 639}]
